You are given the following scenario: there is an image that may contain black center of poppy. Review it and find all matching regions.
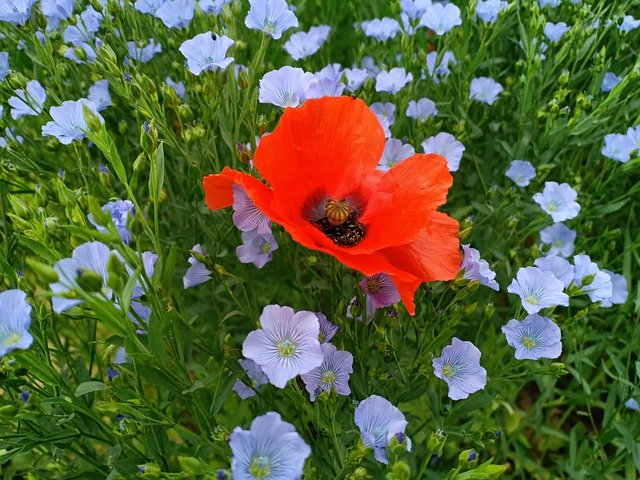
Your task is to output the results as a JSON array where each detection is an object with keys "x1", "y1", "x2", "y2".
[{"x1": 313, "y1": 209, "x2": 365, "y2": 247}]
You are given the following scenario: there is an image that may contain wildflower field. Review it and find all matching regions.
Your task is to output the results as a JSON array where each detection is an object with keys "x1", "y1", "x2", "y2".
[{"x1": 1, "y1": 0, "x2": 639, "y2": 478}]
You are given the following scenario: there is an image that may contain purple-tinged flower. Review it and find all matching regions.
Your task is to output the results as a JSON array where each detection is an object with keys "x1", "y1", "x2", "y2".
[
  {"x1": 507, "y1": 266, "x2": 569, "y2": 314},
  {"x1": 625, "y1": 398, "x2": 639, "y2": 411},
  {"x1": 232, "y1": 185, "x2": 272, "y2": 234},
  {"x1": 370, "y1": 102, "x2": 396, "y2": 125},
  {"x1": 316, "y1": 313, "x2": 338, "y2": 343},
  {"x1": 343, "y1": 68, "x2": 367, "y2": 92},
  {"x1": 199, "y1": 0, "x2": 231, "y2": 14},
  {"x1": 63, "y1": 43, "x2": 97, "y2": 64},
  {"x1": 406, "y1": 98, "x2": 437, "y2": 121},
  {"x1": 572, "y1": 254, "x2": 613, "y2": 303},
  {"x1": 401, "y1": 0, "x2": 431, "y2": 21},
  {"x1": 359, "y1": 56, "x2": 381, "y2": 77},
  {"x1": 88, "y1": 80, "x2": 111, "y2": 111},
  {"x1": 533, "y1": 182, "x2": 580, "y2": 222},
  {"x1": 284, "y1": 25, "x2": 330, "y2": 60},
  {"x1": 236, "y1": 230, "x2": 278, "y2": 268},
  {"x1": 230, "y1": 412, "x2": 310, "y2": 479},
  {"x1": 183, "y1": 244, "x2": 212, "y2": 288},
  {"x1": 301, "y1": 343, "x2": 353, "y2": 401},
  {"x1": 0, "y1": 289, "x2": 33, "y2": 358},
  {"x1": 19, "y1": 390, "x2": 31, "y2": 403},
  {"x1": 50, "y1": 241, "x2": 114, "y2": 313},
  {"x1": 433, "y1": 338, "x2": 486, "y2": 400},
  {"x1": 106, "y1": 367, "x2": 120, "y2": 381},
  {"x1": 8, "y1": 80, "x2": 46, "y2": 120},
  {"x1": 242, "y1": 305, "x2": 324, "y2": 388},
  {"x1": 127, "y1": 39, "x2": 162, "y2": 63},
  {"x1": 0, "y1": 0, "x2": 37, "y2": 25},
  {"x1": 359, "y1": 273, "x2": 401, "y2": 309},
  {"x1": 374, "y1": 113, "x2": 392, "y2": 138},
  {"x1": 232, "y1": 358, "x2": 268, "y2": 399},
  {"x1": 600, "y1": 270, "x2": 628, "y2": 308},
  {"x1": 179, "y1": 32, "x2": 234, "y2": 75},
  {"x1": 346, "y1": 295, "x2": 376, "y2": 322},
  {"x1": 534, "y1": 255, "x2": 573, "y2": 288},
  {"x1": 421, "y1": 132, "x2": 465, "y2": 172},
  {"x1": 363, "y1": 17, "x2": 401, "y2": 41},
  {"x1": 315, "y1": 63, "x2": 342, "y2": 82},
  {"x1": 469, "y1": 77, "x2": 503, "y2": 105},
  {"x1": 378, "y1": 138, "x2": 415, "y2": 171},
  {"x1": 505, "y1": 160, "x2": 536, "y2": 187},
  {"x1": 134, "y1": 0, "x2": 166, "y2": 14},
  {"x1": 602, "y1": 133, "x2": 637, "y2": 163},
  {"x1": 0, "y1": 52, "x2": 9, "y2": 81},
  {"x1": 460, "y1": 245, "x2": 499, "y2": 291},
  {"x1": 42, "y1": 99, "x2": 104, "y2": 145},
  {"x1": 601, "y1": 72, "x2": 622, "y2": 92},
  {"x1": 165, "y1": 77, "x2": 185, "y2": 99},
  {"x1": 501, "y1": 314, "x2": 562, "y2": 360},
  {"x1": 354, "y1": 395, "x2": 411, "y2": 464},
  {"x1": 63, "y1": 7, "x2": 102, "y2": 45},
  {"x1": 155, "y1": 0, "x2": 195, "y2": 28},
  {"x1": 41, "y1": 0, "x2": 74, "y2": 29},
  {"x1": 258, "y1": 66, "x2": 316, "y2": 107},
  {"x1": 619, "y1": 15, "x2": 640, "y2": 33},
  {"x1": 426, "y1": 51, "x2": 456, "y2": 83},
  {"x1": 475, "y1": 0, "x2": 508, "y2": 23},
  {"x1": 539, "y1": 0, "x2": 559, "y2": 6},
  {"x1": 375, "y1": 67, "x2": 413, "y2": 94},
  {"x1": 244, "y1": 0, "x2": 298, "y2": 40},
  {"x1": 88, "y1": 200, "x2": 135, "y2": 243},
  {"x1": 544, "y1": 22, "x2": 568, "y2": 42},
  {"x1": 420, "y1": 3, "x2": 461, "y2": 35},
  {"x1": 540, "y1": 223, "x2": 576, "y2": 258},
  {"x1": 306, "y1": 76, "x2": 345, "y2": 99}
]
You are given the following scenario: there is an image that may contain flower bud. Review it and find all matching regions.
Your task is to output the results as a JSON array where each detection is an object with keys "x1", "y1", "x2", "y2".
[
  {"x1": 107, "y1": 254, "x2": 127, "y2": 291},
  {"x1": 26, "y1": 257, "x2": 59, "y2": 283},
  {"x1": 76, "y1": 268, "x2": 104, "y2": 293},
  {"x1": 427, "y1": 430, "x2": 446, "y2": 455}
]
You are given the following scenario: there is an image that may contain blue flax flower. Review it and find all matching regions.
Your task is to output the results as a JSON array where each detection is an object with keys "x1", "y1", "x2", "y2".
[
  {"x1": 505, "y1": 160, "x2": 536, "y2": 187},
  {"x1": 359, "y1": 273, "x2": 401, "y2": 309},
  {"x1": 375, "y1": 68, "x2": 413, "y2": 95},
  {"x1": 230, "y1": 412, "x2": 310, "y2": 480},
  {"x1": 305, "y1": 76, "x2": 345, "y2": 99},
  {"x1": 540, "y1": 222, "x2": 576, "y2": 257},
  {"x1": 134, "y1": 0, "x2": 165, "y2": 15},
  {"x1": 127, "y1": 39, "x2": 162, "y2": 63},
  {"x1": 534, "y1": 255, "x2": 573, "y2": 288},
  {"x1": 401, "y1": 0, "x2": 431, "y2": 21},
  {"x1": 165, "y1": 77, "x2": 185, "y2": 99},
  {"x1": 258, "y1": 66, "x2": 316, "y2": 107},
  {"x1": 232, "y1": 358, "x2": 268, "y2": 399},
  {"x1": 533, "y1": 181, "x2": 580, "y2": 222},
  {"x1": 284, "y1": 25, "x2": 330, "y2": 60},
  {"x1": 619, "y1": 15, "x2": 640, "y2": 33},
  {"x1": 236, "y1": 230, "x2": 278, "y2": 268},
  {"x1": 426, "y1": 50, "x2": 456, "y2": 83},
  {"x1": 199, "y1": 0, "x2": 231, "y2": 14},
  {"x1": 539, "y1": 0, "x2": 559, "y2": 7},
  {"x1": 420, "y1": 3, "x2": 461, "y2": 35},
  {"x1": 600, "y1": 270, "x2": 628, "y2": 308},
  {"x1": 155, "y1": 0, "x2": 195, "y2": 29},
  {"x1": 544, "y1": 22, "x2": 568, "y2": 42},
  {"x1": 602, "y1": 133, "x2": 637, "y2": 162},
  {"x1": 64, "y1": 7, "x2": 102, "y2": 45},
  {"x1": 8, "y1": 80, "x2": 46, "y2": 120},
  {"x1": 363, "y1": 17, "x2": 401, "y2": 41},
  {"x1": 63, "y1": 43, "x2": 97, "y2": 64},
  {"x1": 572, "y1": 254, "x2": 613, "y2": 303},
  {"x1": 301, "y1": 343, "x2": 353, "y2": 401},
  {"x1": 343, "y1": 68, "x2": 367, "y2": 92},
  {"x1": 0, "y1": 52, "x2": 9, "y2": 81},
  {"x1": 0, "y1": 289, "x2": 33, "y2": 358},
  {"x1": 625, "y1": 398, "x2": 639, "y2": 411},
  {"x1": 421, "y1": 132, "x2": 465, "y2": 172},
  {"x1": 502, "y1": 314, "x2": 562, "y2": 360},
  {"x1": 88, "y1": 80, "x2": 111, "y2": 111},
  {"x1": 232, "y1": 185, "x2": 272, "y2": 234},
  {"x1": 183, "y1": 244, "x2": 212, "y2": 288},
  {"x1": 354, "y1": 395, "x2": 411, "y2": 464},
  {"x1": 42, "y1": 99, "x2": 103, "y2": 145},
  {"x1": 242, "y1": 305, "x2": 324, "y2": 388},
  {"x1": 433, "y1": 338, "x2": 487, "y2": 400},
  {"x1": 406, "y1": 98, "x2": 437, "y2": 121},
  {"x1": 316, "y1": 312, "x2": 338, "y2": 343},
  {"x1": 179, "y1": 32, "x2": 234, "y2": 75},
  {"x1": 601, "y1": 72, "x2": 622, "y2": 92},
  {"x1": 469, "y1": 77, "x2": 503, "y2": 105},
  {"x1": 244, "y1": 0, "x2": 298, "y2": 40},
  {"x1": 507, "y1": 266, "x2": 569, "y2": 314},
  {"x1": 460, "y1": 244, "x2": 499, "y2": 291},
  {"x1": 0, "y1": 0, "x2": 37, "y2": 25},
  {"x1": 41, "y1": 0, "x2": 74, "y2": 29},
  {"x1": 475, "y1": 0, "x2": 508, "y2": 23},
  {"x1": 378, "y1": 138, "x2": 415, "y2": 171},
  {"x1": 370, "y1": 102, "x2": 396, "y2": 125},
  {"x1": 87, "y1": 199, "x2": 135, "y2": 243}
]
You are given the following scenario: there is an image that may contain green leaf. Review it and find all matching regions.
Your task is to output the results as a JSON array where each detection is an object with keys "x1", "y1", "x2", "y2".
[{"x1": 74, "y1": 381, "x2": 107, "y2": 397}]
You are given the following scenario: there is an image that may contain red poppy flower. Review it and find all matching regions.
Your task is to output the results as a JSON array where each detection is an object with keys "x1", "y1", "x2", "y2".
[{"x1": 203, "y1": 96, "x2": 461, "y2": 315}]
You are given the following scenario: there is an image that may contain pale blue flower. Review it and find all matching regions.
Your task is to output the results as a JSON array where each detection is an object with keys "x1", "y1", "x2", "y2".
[
  {"x1": 359, "y1": 273, "x2": 401, "y2": 309},
  {"x1": 232, "y1": 185, "x2": 272, "y2": 234},
  {"x1": 301, "y1": 343, "x2": 353, "y2": 401},
  {"x1": 544, "y1": 22, "x2": 568, "y2": 42},
  {"x1": 284, "y1": 25, "x2": 330, "y2": 60},
  {"x1": 573, "y1": 254, "x2": 613, "y2": 303},
  {"x1": 354, "y1": 395, "x2": 411, "y2": 463},
  {"x1": 165, "y1": 77, "x2": 185, "y2": 99},
  {"x1": 469, "y1": 77, "x2": 503, "y2": 105},
  {"x1": 0, "y1": 52, "x2": 9, "y2": 81},
  {"x1": 0, "y1": 0, "x2": 37, "y2": 25},
  {"x1": 378, "y1": 138, "x2": 415, "y2": 171},
  {"x1": 134, "y1": 0, "x2": 165, "y2": 15},
  {"x1": 236, "y1": 230, "x2": 278, "y2": 268},
  {"x1": 242, "y1": 305, "x2": 324, "y2": 388},
  {"x1": 230, "y1": 412, "x2": 310, "y2": 480},
  {"x1": 343, "y1": 67, "x2": 367, "y2": 92},
  {"x1": 374, "y1": 113, "x2": 392, "y2": 138},
  {"x1": 183, "y1": 244, "x2": 212, "y2": 288},
  {"x1": 42, "y1": 99, "x2": 104, "y2": 145},
  {"x1": 539, "y1": 0, "x2": 560, "y2": 7},
  {"x1": 64, "y1": 7, "x2": 102, "y2": 45},
  {"x1": 179, "y1": 32, "x2": 234, "y2": 75},
  {"x1": 155, "y1": 0, "x2": 195, "y2": 28},
  {"x1": 258, "y1": 66, "x2": 316, "y2": 107},
  {"x1": 625, "y1": 398, "x2": 639, "y2": 411},
  {"x1": 88, "y1": 199, "x2": 135, "y2": 243},
  {"x1": 375, "y1": 68, "x2": 413, "y2": 95},
  {"x1": 533, "y1": 181, "x2": 580, "y2": 222},
  {"x1": 359, "y1": 56, "x2": 381, "y2": 77},
  {"x1": 426, "y1": 50, "x2": 456, "y2": 83},
  {"x1": 420, "y1": 3, "x2": 461, "y2": 35},
  {"x1": 232, "y1": 358, "x2": 268, "y2": 399},
  {"x1": 602, "y1": 133, "x2": 637, "y2": 162},
  {"x1": 401, "y1": 0, "x2": 431, "y2": 21},
  {"x1": 87, "y1": 80, "x2": 111, "y2": 111},
  {"x1": 540, "y1": 223, "x2": 576, "y2": 258},
  {"x1": 601, "y1": 72, "x2": 622, "y2": 92},
  {"x1": 421, "y1": 132, "x2": 465, "y2": 171},
  {"x1": 199, "y1": 0, "x2": 231, "y2": 14},
  {"x1": 363, "y1": 17, "x2": 401, "y2": 41},
  {"x1": 370, "y1": 102, "x2": 396, "y2": 125},
  {"x1": 315, "y1": 63, "x2": 342, "y2": 82},
  {"x1": 627, "y1": 125, "x2": 640, "y2": 149},
  {"x1": 433, "y1": 337, "x2": 487, "y2": 400},
  {"x1": 507, "y1": 266, "x2": 569, "y2": 314},
  {"x1": 476, "y1": 0, "x2": 508, "y2": 23},
  {"x1": 600, "y1": 270, "x2": 628, "y2": 308},
  {"x1": 406, "y1": 97, "x2": 437, "y2": 121},
  {"x1": 244, "y1": 0, "x2": 298, "y2": 40},
  {"x1": 127, "y1": 39, "x2": 162, "y2": 63},
  {"x1": 460, "y1": 244, "x2": 499, "y2": 291},
  {"x1": 619, "y1": 15, "x2": 640, "y2": 33},
  {"x1": 41, "y1": 0, "x2": 74, "y2": 29},
  {"x1": 501, "y1": 314, "x2": 562, "y2": 360},
  {"x1": 8, "y1": 80, "x2": 46, "y2": 119},
  {"x1": 63, "y1": 43, "x2": 97, "y2": 64},
  {"x1": 505, "y1": 160, "x2": 536, "y2": 186},
  {"x1": 0, "y1": 289, "x2": 33, "y2": 358},
  {"x1": 305, "y1": 76, "x2": 345, "y2": 99},
  {"x1": 534, "y1": 255, "x2": 573, "y2": 288},
  {"x1": 316, "y1": 313, "x2": 338, "y2": 343}
]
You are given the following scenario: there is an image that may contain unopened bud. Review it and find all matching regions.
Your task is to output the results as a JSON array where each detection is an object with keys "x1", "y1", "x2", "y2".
[
  {"x1": 76, "y1": 268, "x2": 104, "y2": 292},
  {"x1": 26, "y1": 257, "x2": 59, "y2": 283}
]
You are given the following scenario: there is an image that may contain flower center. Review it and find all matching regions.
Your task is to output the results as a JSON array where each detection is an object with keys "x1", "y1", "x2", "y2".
[
  {"x1": 261, "y1": 242, "x2": 271, "y2": 254},
  {"x1": 525, "y1": 295, "x2": 539, "y2": 305},
  {"x1": 366, "y1": 278, "x2": 381, "y2": 294},
  {"x1": 522, "y1": 336, "x2": 538, "y2": 349},
  {"x1": 2, "y1": 332, "x2": 21, "y2": 348},
  {"x1": 249, "y1": 456, "x2": 271, "y2": 478},
  {"x1": 312, "y1": 197, "x2": 366, "y2": 247},
  {"x1": 325, "y1": 199, "x2": 350, "y2": 226},
  {"x1": 277, "y1": 339, "x2": 295, "y2": 357},
  {"x1": 442, "y1": 363, "x2": 457, "y2": 378},
  {"x1": 322, "y1": 370, "x2": 336, "y2": 384}
]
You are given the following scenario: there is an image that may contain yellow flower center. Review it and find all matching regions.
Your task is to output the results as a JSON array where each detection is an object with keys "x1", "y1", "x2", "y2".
[
  {"x1": 249, "y1": 456, "x2": 271, "y2": 478},
  {"x1": 277, "y1": 339, "x2": 295, "y2": 357},
  {"x1": 322, "y1": 370, "x2": 336, "y2": 384},
  {"x1": 522, "y1": 336, "x2": 538, "y2": 349}
]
